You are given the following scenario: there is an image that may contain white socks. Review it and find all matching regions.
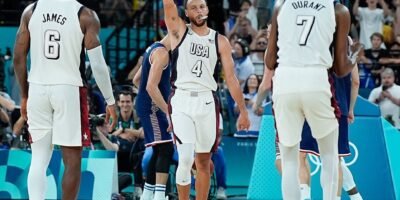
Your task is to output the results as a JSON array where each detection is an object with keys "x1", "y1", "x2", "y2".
[
  {"x1": 349, "y1": 193, "x2": 363, "y2": 200},
  {"x1": 154, "y1": 184, "x2": 167, "y2": 200},
  {"x1": 140, "y1": 183, "x2": 154, "y2": 200},
  {"x1": 300, "y1": 184, "x2": 311, "y2": 200}
]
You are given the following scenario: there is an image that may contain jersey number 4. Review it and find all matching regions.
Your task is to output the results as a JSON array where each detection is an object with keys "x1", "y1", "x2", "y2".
[
  {"x1": 296, "y1": 15, "x2": 315, "y2": 46},
  {"x1": 192, "y1": 60, "x2": 203, "y2": 77},
  {"x1": 44, "y1": 30, "x2": 61, "y2": 60}
]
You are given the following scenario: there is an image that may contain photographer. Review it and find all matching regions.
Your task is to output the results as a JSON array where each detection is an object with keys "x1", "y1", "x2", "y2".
[
  {"x1": 93, "y1": 90, "x2": 145, "y2": 198},
  {"x1": 368, "y1": 68, "x2": 400, "y2": 128}
]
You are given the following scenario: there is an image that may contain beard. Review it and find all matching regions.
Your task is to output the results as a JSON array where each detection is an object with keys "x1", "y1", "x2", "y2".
[{"x1": 189, "y1": 16, "x2": 207, "y2": 27}]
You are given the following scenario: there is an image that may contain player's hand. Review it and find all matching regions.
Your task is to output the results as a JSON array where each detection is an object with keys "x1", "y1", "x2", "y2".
[
  {"x1": 105, "y1": 104, "x2": 117, "y2": 132},
  {"x1": 252, "y1": 104, "x2": 263, "y2": 116},
  {"x1": 348, "y1": 110, "x2": 355, "y2": 124},
  {"x1": 236, "y1": 111, "x2": 250, "y2": 131},
  {"x1": 20, "y1": 97, "x2": 28, "y2": 121},
  {"x1": 167, "y1": 116, "x2": 172, "y2": 132}
]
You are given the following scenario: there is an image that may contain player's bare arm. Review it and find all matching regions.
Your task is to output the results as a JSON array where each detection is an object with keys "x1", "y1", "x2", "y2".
[
  {"x1": 147, "y1": 47, "x2": 170, "y2": 114},
  {"x1": 348, "y1": 65, "x2": 360, "y2": 123},
  {"x1": 265, "y1": 0, "x2": 284, "y2": 70},
  {"x1": 254, "y1": 64, "x2": 274, "y2": 115},
  {"x1": 333, "y1": 4, "x2": 354, "y2": 77},
  {"x1": 80, "y1": 7, "x2": 117, "y2": 130},
  {"x1": 13, "y1": 3, "x2": 34, "y2": 120},
  {"x1": 162, "y1": 0, "x2": 186, "y2": 49},
  {"x1": 218, "y1": 35, "x2": 250, "y2": 130},
  {"x1": 133, "y1": 65, "x2": 142, "y2": 87}
]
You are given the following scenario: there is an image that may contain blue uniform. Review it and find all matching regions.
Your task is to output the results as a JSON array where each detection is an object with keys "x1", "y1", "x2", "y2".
[
  {"x1": 300, "y1": 73, "x2": 351, "y2": 156},
  {"x1": 135, "y1": 42, "x2": 172, "y2": 146}
]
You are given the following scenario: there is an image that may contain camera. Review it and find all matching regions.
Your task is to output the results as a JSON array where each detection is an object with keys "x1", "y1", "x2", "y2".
[
  {"x1": 89, "y1": 114, "x2": 106, "y2": 135},
  {"x1": 382, "y1": 85, "x2": 389, "y2": 91}
]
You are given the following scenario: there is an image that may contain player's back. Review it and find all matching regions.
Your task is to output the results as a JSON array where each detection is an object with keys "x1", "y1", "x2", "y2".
[
  {"x1": 273, "y1": 0, "x2": 336, "y2": 95},
  {"x1": 28, "y1": 0, "x2": 85, "y2": 86},
  {"x1": 277, "y1": 0, "x2": 335, "y2": 69},
  {"x1": 136, "y1": 42, "x2": 171, "y2": 115}
]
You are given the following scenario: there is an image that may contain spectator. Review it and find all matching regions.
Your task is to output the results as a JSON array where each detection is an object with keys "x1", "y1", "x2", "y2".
[
  {"x1": 250, "y1": 28, "x2": 268, "y2": 77},
  {"x1": 240, "y1": 0, "x2": 258, "y2": 30},
  {"x1": 103, "y1": 90, "x2": 145, "y2": 198},
  {"x1": 253, "y1": 0, "x2": 270, "y2": 28},
  {"x1": 228, "y1": 16, "x2": 257, "y2": 45},
  {"x1": 368, "y1": 68, "x2": 400, "y2": 128},
  {"x1": 359, "y1": 32, "x2": 392, "y2": 86},
  {"x1": 353, "y1": 0, "x2": 390, "y2": 49},
  {"x1": 233, "y1": 39, "x2": 255, "y2": 88}
]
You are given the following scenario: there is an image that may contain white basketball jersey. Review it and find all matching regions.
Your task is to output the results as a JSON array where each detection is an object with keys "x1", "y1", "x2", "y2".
[
  {"x1": 28, "y1": 0, "x2": 85, "y2": 86},
  {"x1": 171, "y1": 25, "x2": 219, "y2": 92},
  {"x1": 277, "y1": 0, "x2": 336, "y2": 69}
]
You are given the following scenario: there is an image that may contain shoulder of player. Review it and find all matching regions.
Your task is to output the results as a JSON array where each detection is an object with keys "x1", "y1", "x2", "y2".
[
  {"x1": 21, "y1": 2, "x2": 36, "y2": 24},
  {"x1": 217, "y1": 34, "x2": 231, "y2": 52},
  {"x1": 79, "y1": 7, "x2": 100, "y2": 32},
  {"x1": 334, "y1": 3, "x2": 350, "y2": 18}
]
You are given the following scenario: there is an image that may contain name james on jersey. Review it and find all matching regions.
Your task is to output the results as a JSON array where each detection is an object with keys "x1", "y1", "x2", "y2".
[
  {"x1": 292, "y1": 0, "x2": 327, "y2": 11},
  {"x1": 42, "y1": 13, "x2": 67, "y2": 25}
]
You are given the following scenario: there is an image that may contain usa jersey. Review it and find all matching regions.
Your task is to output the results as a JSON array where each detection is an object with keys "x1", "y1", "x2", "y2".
[
  {"x1": 136, "y1": 42, "x2": 171, "y2": 115},
  {"x1": 277, "y1": 0, "x2": 336, "y2": 69},
  {"x1": 28, "y1": 0, "x2": 85, "y2": 86},
  {"x1": 170, "y1": 25, "x2": 219, "y2": 92}
]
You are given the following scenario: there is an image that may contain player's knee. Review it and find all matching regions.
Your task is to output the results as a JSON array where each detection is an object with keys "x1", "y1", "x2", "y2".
[
  {"x1": 176, "y1": 156, "x2": 193, "y2": 185},
  {"x1": 156, "y1": 148, "x2": 173, "y2": 174}
]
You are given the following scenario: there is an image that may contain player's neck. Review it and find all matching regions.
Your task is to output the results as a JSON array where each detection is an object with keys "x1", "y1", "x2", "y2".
[
  {"x1": 190, "y1": 24, "x2": 210, "y2": 36},
  {"x1": 120, "y1": 110, "x2": 133, "y2": 121},
  {"x1": 367, "y1": 5, "x2": 377, "y2": 10}
]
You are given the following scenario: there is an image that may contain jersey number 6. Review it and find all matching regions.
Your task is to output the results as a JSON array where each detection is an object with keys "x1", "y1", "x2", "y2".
[{"x1": 44, "y1": 30, "x2": 61, "y2": 60}]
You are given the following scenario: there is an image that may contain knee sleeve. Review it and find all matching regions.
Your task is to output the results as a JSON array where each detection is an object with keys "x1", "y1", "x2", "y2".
[
  {"x1": 28, "y1": 133, "x2": 53, "y2": 200},
  {"x1": 155, "y1": 142, "x2": 174, "y2": 173},
  {"x1": 176, "y1": 143, "x2": 195, "y2": 185}
]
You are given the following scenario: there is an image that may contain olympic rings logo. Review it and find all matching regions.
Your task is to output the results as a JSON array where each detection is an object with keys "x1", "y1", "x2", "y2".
[{"x1": 309, "y1": 142, "x2": 359, "y2": 176}]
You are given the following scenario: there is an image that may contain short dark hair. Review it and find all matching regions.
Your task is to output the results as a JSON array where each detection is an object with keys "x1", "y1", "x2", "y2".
[
  {"x1": 118, "y1": 90, "x2": 134, "y2": 101},
  {"x1": 185, "y1": 0, "x2": 208, "y2": 9},
  {"x1": 370, "y1": 32, "x2": 384, "y2": 41}
]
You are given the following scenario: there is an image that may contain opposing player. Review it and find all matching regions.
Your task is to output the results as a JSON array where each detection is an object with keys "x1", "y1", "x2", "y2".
[
  {"x1": 13, "y1": 0, "x2": 117, "y2": 199},
  {"x1": 266, "y1": 0, "x2": 356, "y2": 199},
  {"x1": 161, "y1": 0, "x2": 250, "y2": 199},
  {"x1": 135, "y1": 36, "x2": 174, "y2": 200}
]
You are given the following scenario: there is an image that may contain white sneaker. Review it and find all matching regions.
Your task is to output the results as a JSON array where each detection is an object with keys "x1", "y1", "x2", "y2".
[
  {"x1": 216, "y1": 187, "x2": 227, "y2": 199},
  {"x1": 133, "y1": 186, "x2": 143, "y2": 199}
]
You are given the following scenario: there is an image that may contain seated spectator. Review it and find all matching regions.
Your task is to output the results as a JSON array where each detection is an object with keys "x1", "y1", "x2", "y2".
[
  {"x1": 94, "y1": 90, "x2": 145, "y2": 198},
  {"x1": 368, "y1": 68, "x2": 400, "y2": 128},
  {"x1": 359, "y1": 32, "x2": 392, "y2": 86},
  {"x1": 233, "y1": 39, "x2": 255, "y2": 88},
  {"x1": 234, "y1": 74, "x2": 264, "y2": 137}
]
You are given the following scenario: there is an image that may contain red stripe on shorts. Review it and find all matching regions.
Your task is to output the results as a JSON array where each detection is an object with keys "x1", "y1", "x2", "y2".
[{"x1": 80, "y1": 87, "x2": 91, "y2": 147}]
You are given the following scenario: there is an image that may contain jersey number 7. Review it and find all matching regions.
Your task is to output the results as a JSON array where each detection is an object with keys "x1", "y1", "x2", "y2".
[{"x1": 296, "y1": 15, "x2": 315, "y2": 46}]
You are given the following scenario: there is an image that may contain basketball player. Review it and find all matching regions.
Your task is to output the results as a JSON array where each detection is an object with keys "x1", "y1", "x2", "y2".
[
  {"x1": 13, "y1": 1, "x2": 117, "y2": 199},
  {"x1": 135, "y1": 36, "x2": 174, "y2": 200},
  {"x1": 161, "y1": 0, "x2": 251, "y2": 199},
  {"x1": 266, "y1": 0, "x2": 356, "y2": 199}
]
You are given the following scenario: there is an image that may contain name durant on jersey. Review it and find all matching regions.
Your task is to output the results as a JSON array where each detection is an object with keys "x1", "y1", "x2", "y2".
[
  {"x1": 190, "y1": 43, "x2": 209, "y2": 58},
  {"x1": 42, "y1": 13, "x2": 67, "y2": 25},
  {"x1": 292, "y1": 1, "x2": 326, "y2": 11}
]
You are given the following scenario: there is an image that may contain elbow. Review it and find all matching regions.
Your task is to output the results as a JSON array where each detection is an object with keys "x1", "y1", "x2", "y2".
[{"x1": 146, "y1": 84, "x2": 155, "y2": 96}]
